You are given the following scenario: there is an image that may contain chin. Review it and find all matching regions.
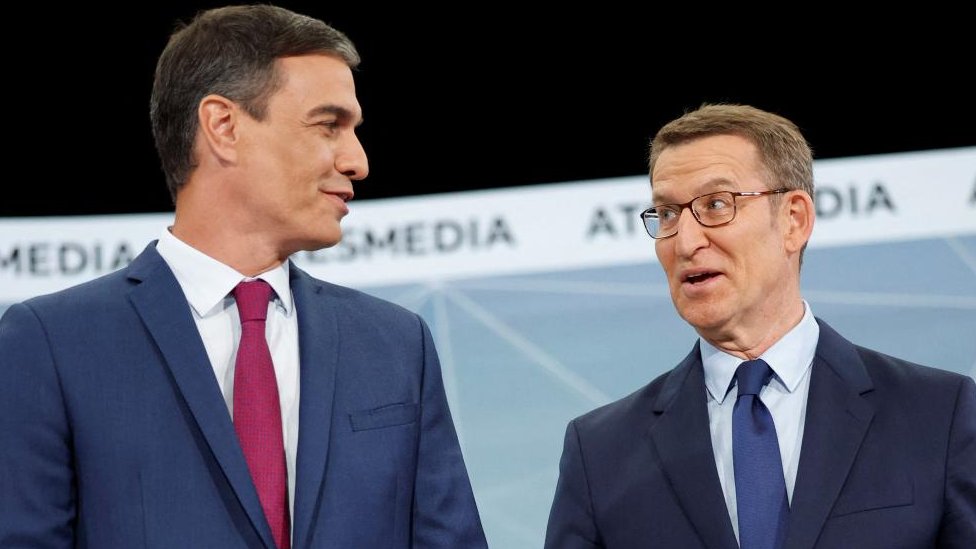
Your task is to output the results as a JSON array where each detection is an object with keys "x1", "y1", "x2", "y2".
[
  {"x1": 311, "y1": 223, "x2": 343, "y2": 247},
  {"x1": 676, "y1": 302, "x2": 731, "y2": 334},
  {"x1": 312, "y1": 236, "x2": 342, "y2": 251},
  {"x1": 290, "y1": 231, "x2": 342, "y2": 254}
]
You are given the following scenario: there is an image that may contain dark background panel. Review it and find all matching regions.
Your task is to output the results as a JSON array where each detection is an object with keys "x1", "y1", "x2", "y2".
[{"x1": 6, "y1": 4, "x2": 973, "y2": 217}]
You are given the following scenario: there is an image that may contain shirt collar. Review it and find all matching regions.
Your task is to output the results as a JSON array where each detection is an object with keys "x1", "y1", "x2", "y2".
[
  {"x1": 155, "y1": 227, "x2": 294, "y2": 317},
  {"x1": 701, "y1": 300, "x2": 819, "y2": 404}
]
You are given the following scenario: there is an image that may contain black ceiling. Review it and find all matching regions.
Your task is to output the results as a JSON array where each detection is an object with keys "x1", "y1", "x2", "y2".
[{"x1": 7, "y1": 4, "x2": 973, "y2": 217}]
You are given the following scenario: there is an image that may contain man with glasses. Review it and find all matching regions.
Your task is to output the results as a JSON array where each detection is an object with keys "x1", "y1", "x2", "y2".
[{"x1": 545, "y1": 103, "x2": 975, "y2": 548}]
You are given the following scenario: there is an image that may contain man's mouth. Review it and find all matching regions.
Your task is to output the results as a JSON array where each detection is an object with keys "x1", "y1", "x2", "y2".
[{"x1": 683, "y1": 271, "x2": 721, "y2": 285}]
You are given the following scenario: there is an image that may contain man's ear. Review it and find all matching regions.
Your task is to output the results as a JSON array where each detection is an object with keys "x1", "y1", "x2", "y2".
[
  {"x1": 197, "y1": 94, "x2": 241, "y2": 164},
  {"x1": 783, "y1": 189, "x2": 815, "y2": 255}
]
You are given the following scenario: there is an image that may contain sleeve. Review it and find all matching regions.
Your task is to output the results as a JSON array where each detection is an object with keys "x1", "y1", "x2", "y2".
[
  {"x1": 411, "y1": 316, "x2": 488, "y2": 548},
  {"x1": 544, "y1": 420, "x2": 603, "y2": 549},
  {"x1": 938, "y1": 375, "x2": 976, "y2": 548},
  {"x1": 0, "y1": 303, "x2": 76, "y2": 548}
]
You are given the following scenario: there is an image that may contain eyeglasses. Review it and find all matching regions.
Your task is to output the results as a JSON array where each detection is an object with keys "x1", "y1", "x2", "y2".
[{"x1": 639, "y1": 189, "x2": 789, "y2": 239}]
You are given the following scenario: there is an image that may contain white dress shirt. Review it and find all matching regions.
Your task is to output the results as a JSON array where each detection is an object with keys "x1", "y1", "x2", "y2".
[
  {"x1": 701, "y1": 301, "x2": 819, "y2": 543},
  {"x1": 156, "y1": 228, "x2": 301, "y2": 521}
]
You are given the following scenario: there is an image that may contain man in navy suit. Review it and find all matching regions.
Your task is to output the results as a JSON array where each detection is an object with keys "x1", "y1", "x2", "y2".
[
  {"x1": 544, "y1": 104, "x2": 975, "y2": 548},
  {"x1": 0, "y1": 5, "x2": 486, "y2": 548}
]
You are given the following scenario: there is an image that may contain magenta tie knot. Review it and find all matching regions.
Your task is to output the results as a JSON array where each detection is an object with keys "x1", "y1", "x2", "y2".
[{"x1": 234, "y1": 280, "x2": 273, "y2": 323}]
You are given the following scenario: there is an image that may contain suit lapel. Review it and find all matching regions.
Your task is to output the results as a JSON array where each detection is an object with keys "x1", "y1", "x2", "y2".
[
  {"x1": 649, "y1": 345, "x2": 739, "y2": 549},
  {"x1": 785, "y1": 319, "x2": 874, "y2": 549},
  {"x1": 289, "y1": 267, "x2": 340, "y2": 549},
  {"x1": 126, "y1": 245, "x2": 276, "y2": 549}
]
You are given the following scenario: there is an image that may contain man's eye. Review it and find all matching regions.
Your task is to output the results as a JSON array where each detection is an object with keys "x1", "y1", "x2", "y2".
[
  {"x1": 312, "y1": 121, "x2": 339, "y2": 134},
  {"x1": 707, "y1": 197, "x2": 731, "y2": 210}
]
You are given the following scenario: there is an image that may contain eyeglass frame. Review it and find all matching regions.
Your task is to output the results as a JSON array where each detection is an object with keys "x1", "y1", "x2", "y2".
[{"x1": 638, "y1": 188, "x2": 790, "y2": 239}]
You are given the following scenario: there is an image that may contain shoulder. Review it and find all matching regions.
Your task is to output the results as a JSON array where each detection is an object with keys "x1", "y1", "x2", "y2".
[
  {"x1": 301, "y1": 275, "x2": 417, "y2": 316},
  {"x1": 854, "y1": 344, "x2": 972, "y2": 396},
  {"x1": 8, "y1": 267, "x2": 134, "y2": 322},
  {"x1": 4, "y1": 242, "x2": 165, "y2": 321},
  {"x1": 290, "y1": 266, "x2": 426, "y2": 332},
  {"x1": 815, "y1": 317, "x2": 970, "y2": 396},
  {"x1": 0, "y1": 267, "x2": 138, "y2": 361},
  {"x1": 570, "y1": 365, "x2": 679, "y2": 438}
]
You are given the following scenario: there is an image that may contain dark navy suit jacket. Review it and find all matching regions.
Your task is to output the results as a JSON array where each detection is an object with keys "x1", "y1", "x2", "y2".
[
  {"x1": 0, "y1": 243, "x2": 487, "y2": 548},
  {"x1": 545, "y1": 319, "x2": 976, "y2": 548}
]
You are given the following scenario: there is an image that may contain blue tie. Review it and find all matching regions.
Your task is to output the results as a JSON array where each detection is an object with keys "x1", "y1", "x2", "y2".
[{"x1": 733, "y1": 359, "x2": 789, "y2": 549}]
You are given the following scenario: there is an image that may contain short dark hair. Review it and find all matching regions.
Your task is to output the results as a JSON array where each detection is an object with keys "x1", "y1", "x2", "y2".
[{"x1": 150, "y1": 4, "x2": 360, "y2": 200}]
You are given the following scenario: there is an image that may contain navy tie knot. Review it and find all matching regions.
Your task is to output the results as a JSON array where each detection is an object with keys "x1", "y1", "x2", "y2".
[
  {"x1": 736, "y1": 359, "x2": 774, "y2": 397},
  {"x1": 234, "y1": 279, "x2": 273, "y2": 323}
]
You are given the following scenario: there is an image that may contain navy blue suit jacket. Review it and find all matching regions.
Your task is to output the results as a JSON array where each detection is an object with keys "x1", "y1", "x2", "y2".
[
  {"x1": 0, "y1": 244, "x2": 487, "y2": 548},
  {"x1": 545, "y1": 319, "x2": 976, "y2": 548}
]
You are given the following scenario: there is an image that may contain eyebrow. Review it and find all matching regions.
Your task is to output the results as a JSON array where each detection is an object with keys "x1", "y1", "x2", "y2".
[{"x1": 305, "y1": 104, "x2": 364, "y2": 127}]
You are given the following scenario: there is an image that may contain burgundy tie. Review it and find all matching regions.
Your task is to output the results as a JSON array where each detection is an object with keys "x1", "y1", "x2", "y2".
[{"x1": 233, "y1": 280, "x2": 290, "y2": 549}]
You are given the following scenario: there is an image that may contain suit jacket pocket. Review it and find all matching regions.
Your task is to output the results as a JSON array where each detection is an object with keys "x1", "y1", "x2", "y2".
[
  {"x1": 829, "y1": 477, "x2": 914, "y2": 517},
  {"x1": 349, "y1": 402, "x2": 419, "y2": 431}
]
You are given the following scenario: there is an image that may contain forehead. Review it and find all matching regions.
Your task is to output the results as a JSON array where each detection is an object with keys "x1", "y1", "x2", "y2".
[
  {"x1": 269, "y1": 54, "x2": 362, "y2": 121},
  {"x1": 651, "y1": 134, "x2": 762, "y2": 201}
]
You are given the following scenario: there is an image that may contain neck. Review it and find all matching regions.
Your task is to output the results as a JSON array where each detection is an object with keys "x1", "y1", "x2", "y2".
[
  {"x1": 170, "y1": 210, "x2": 285, "y2": 278},
  {"x1": 701, "y1": 298, "x2": 806, "y2": 360}
]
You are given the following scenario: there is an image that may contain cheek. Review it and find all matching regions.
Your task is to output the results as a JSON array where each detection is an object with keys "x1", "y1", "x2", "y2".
[
  {"x1": 655, "y1": 243, "x2": 673, "y2": 272},
  {"x1": 317, "y1": 148, "x2": 338, "y2": 171},
  {"x1": 278, "y1": 135, "x2": 320, "y2": 167},
  {"x1": 736, "y1": 248, "x2": 778, "y2": 297}
]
